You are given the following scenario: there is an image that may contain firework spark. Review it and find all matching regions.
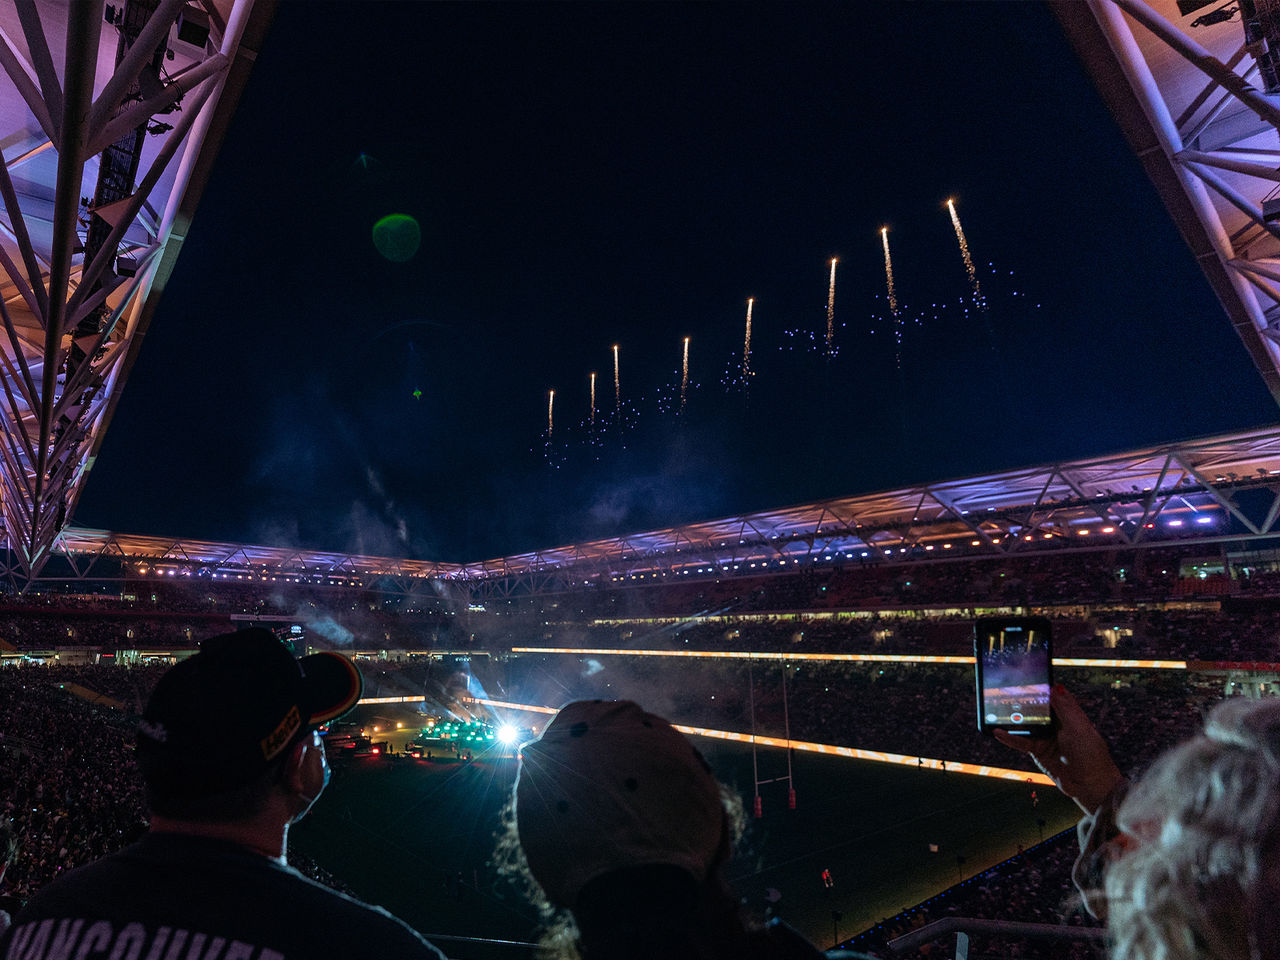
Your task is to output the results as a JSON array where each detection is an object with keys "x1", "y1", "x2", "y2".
[
  {"x1": 742, "y1": 298, "x2": 754, "y2": 380},
  {"x1": 882, "y1": 227, "x2": 904, "y2": 370},
  {"x1": 547, "y1": 389, "x2": 555, "y2": 437},
  {"x1": 826, "y1": 258, "x2": 837, "y2": 356},
  {"x1": 589, "y1": 372, "x2": 597, "y2": 426},
  {"x1": 880, "y1": 228, "x2": 898, "y2": 317},
  {"x1": 681, "y1": 336, "x2": 690, "y2": 412},
  {"x1": 947, "y1": 198, "x2": 982, "y2": 305},
  {"x1": 613, "y1": 344, "x2": 621, "y2": 414}
]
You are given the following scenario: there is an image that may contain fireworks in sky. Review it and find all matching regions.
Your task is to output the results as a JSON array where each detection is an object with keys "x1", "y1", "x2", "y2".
[
  {"x1": 532, "y1": 208, "x2": 1037, "y2": 460},
  {"x1": 948, "y1": 197, "x2": 996, "y2": 351},
  {"x1": 613, "y1": 344, "x2": 621, "y2": 414},
  {"x1": 681, "y1": 336, "x2": 690, "y2": 412},
  {"x1": 825, "y1": 258, "x2": 837, "y2": 357},
  {"x1": 947, "y1": 198, "x2": 983, "y2": 307},
  {"x1": 881, "y1": 226, "x2": 905, "y2": 369},
  {"x1": 880, "y1": 228, "x2": 898, "y2": 317}
]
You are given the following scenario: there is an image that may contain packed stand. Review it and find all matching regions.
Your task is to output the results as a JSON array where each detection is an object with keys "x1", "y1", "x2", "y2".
[{"x1": 843, "y1": 830, "x2": 1099, "y2": 959}]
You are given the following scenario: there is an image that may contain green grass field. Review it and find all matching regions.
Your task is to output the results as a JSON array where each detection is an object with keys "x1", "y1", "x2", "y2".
[{"x1": 292, "y1": 737, "x2": 1078, "y2": 954}]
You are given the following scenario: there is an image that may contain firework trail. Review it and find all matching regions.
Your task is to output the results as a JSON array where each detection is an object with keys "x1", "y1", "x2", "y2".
[
  {"x1": 947, "y1": 198, "x2": 994, "y2": 347},
  {"x1": 613, "y1": 344, "x2": 621, "y2": 414},
  {"x1": 589, "y1": 372, "x2": 597, "y2": 427},
  {"x1": 946, "y1": 199, "x2": 980, "y2": 299},
  {"x1": 742, "y1": 298, "x2": 754, "y2": 380},
  {"x1": 881, "y1": 227, "x2": 904, "y2": 370},
  {"x1": 547, "y1": 389, "x2": 555, "y2": 437},
  {"x1": 825, "y1": 258, "x2": 837, "y2": 356},
  {"x1": 681, "y1": 336, "x2": 690, "y2": 412},
  {"x1": 880, "y1": 228, "x2": 898, "y2": 317}
]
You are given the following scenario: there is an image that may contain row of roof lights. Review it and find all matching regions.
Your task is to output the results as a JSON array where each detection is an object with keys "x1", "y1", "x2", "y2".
[
  {"x1": 135, "y1": 567, "x2": 356, "y2": 584},
  {"x1": 607, "y1": 516, "x2": 1221, "y2": 580}
]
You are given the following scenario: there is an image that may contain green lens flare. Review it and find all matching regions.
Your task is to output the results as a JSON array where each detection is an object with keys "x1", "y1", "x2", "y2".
[{"x1": 372, "y1": 214, "x2": 421, "y2": 263}]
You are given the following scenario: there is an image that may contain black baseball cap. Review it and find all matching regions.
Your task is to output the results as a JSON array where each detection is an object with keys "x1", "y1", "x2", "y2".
[{"x1": 137, "y1": 628, "x2": 363, "y2": 795}]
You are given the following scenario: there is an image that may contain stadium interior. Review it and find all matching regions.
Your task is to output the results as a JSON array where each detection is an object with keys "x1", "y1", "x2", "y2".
[{"x1": 7, "y1": 1, "x2": 1280, "y2": 958}]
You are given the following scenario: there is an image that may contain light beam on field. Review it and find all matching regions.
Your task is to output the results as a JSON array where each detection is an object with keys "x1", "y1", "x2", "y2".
[
  {"x1": 826, "y1": 258, "x2": 838, "y2": 356},
  {"x1": 589, "y1": 372, "x2": 597, "y2": 427},
  {"x1": 742, "y1": 298, "x2": 754, "y2": 380},
  {"x1": 462, "y1": 696, "x2": 1054, "y2": 785},
  {"x1": 507, "y1": 647, "x2": 1190, "y2": 671},
  {"x1": 681, "y1": 336, "x2": 690, "y2": 412},
  {"x1": 613, "y1": 344, "x2": 621, "y2": 414},
  {"x1": 547, "y1": 389, "x2": 555, "y2": 437}
]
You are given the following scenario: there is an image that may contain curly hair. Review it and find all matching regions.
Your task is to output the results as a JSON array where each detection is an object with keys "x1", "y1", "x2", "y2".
[
  {"x1": 492, "y1": 786, "x2": 747, "y2": 960},
  {"x1": 1106, "y1": 697, "x2": 1280, "y2": 960}
]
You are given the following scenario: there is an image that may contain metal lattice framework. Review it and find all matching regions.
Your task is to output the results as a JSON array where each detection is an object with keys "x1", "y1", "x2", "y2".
[
  {"x1": 457, "y1": 425, "x2": 1280, "y2": 598},
  {"x1": 1058, "y1": 0, "x2": 1280, "y2": 404},
  {"x1": 0, "y1": 0, "x2": 272, "y2": 580},
  {"x1": 29, "y1": 525, "x2": 468, "y2": 589},
  {"x1": 21, "y1": 425, "x2": 1280, "y2": 599},
  {"x1": 2, "y1": 0, "x2": 1280, "y2": 602}
]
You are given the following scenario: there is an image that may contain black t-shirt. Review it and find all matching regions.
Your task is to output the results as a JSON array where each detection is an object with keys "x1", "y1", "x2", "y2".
[{"x1": 0, "y1": 833, "x2": 446, "y2": 960}]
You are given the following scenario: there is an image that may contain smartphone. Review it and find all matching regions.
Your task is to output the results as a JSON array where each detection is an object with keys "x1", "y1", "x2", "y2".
[{"x1": 974, "y1": 616, "x2": 1053, "y2": 735}]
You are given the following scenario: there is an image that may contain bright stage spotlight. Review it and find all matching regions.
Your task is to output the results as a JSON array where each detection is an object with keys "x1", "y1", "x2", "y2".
[{"x1": 497, "y1": 724, "x2": 518, "y2": 745}]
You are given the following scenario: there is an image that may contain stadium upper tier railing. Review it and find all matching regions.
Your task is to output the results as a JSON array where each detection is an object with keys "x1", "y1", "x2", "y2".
[{"x1": 885, "y1": 918, "x2": 1106, "y2": 958}]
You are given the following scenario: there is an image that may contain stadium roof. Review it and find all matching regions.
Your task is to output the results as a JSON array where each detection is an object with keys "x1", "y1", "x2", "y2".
[
  {"x1": 4, "y1": 1, "x2": 1280, "y2": 594},
  {"x1": 0, "y1": 0, "x2": 273, "y2": 579},
  {"x1": 1057, "y1": 0, "x2": 1280, "y2": 404},
  {"x1": 27, "y1": 424, "x2": 1280, "y2": 594}
]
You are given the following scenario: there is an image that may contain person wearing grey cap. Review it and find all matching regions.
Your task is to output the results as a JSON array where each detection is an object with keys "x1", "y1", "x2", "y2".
[
  {"x1": 0, "y1": 628, "x2": 446, "y2": 960},
  {"x1": 497, "y1": 699, "x2": 871, "y2": 960}
]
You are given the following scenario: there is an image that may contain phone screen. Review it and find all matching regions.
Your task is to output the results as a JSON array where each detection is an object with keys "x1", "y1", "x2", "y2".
[{"x1": 975, "y1": 617, "x2": 1052, "y2": 733}]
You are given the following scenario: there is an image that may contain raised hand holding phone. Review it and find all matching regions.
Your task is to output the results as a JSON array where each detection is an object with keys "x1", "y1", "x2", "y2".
[{"x1": 993, "y1": 685, "x2": 1125, "y2": 814}]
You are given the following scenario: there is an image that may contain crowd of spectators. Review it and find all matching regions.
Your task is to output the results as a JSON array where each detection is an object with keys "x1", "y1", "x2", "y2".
[
  {"x1": 845, "y1": 830, "x2": 1099, "y2": 959},
  {"x1": 0, "y1": 669, "x2": 147, "y2": 902},
  {"x1": 3, "y1": 542, "x2": 1280, "y2": 669},
  {"x1": 489, "y1": 603, "x2": 1280, "y2": 663},
  {"x1": 486, "y1": 544, "x2": 1226, "y2": 622},
  {"x1": 5, "y1": 542, "x2": 1280, "y2": 956},
  {"x1": 0, "y1": 579, "x2": 457, "y2": 653}
]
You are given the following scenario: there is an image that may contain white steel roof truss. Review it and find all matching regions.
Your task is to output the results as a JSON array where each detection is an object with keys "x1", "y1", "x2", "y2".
[
  {"x1": 0, "y1": 0, "x2": 254, "y2": 581},
  {"x1": 1173, "y1": 451, "x2": 1259, "y2": 533},
  {"x1": 1083, "y1": 0, "x2": 1280, "y2": 395}
]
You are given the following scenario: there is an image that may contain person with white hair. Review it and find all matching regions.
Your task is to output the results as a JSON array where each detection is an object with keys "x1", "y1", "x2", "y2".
[{"x1": 998, "y1": 686, "x2": 1280, "y2": 960}]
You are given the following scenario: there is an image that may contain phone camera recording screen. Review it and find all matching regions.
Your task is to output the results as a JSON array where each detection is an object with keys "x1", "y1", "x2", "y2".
[{"x1": 978, "y1": 620, "x2": 1051, "y2": 730}]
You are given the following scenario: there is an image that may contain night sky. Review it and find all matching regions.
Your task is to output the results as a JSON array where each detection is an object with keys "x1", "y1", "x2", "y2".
[{"x1": 73, "y1": 2, "x2": 1279, "y2": 563}]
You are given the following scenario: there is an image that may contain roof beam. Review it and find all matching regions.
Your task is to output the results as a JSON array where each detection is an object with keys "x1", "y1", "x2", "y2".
[
  {"x1": 13, "y1": 0, "x2": 62, "y2": 140},
  {"x1": 0, "y1": 24, "x2": 56, "y2": 145}
]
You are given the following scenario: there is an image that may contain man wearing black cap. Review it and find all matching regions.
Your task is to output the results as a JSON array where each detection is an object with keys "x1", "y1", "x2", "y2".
[{"x1": 0, "y1": 629, "x2": 445, "y2": 960}]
